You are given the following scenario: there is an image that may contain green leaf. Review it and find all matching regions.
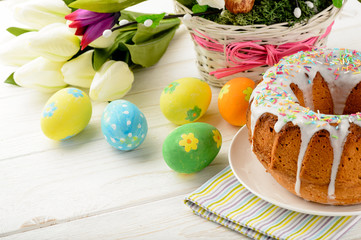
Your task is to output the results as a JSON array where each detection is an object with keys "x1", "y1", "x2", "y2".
[
  {"x1": 6, "y1": 27, "x2": 35, "y2": 36},
  {"x1": 112, "y1": 49, "x2": 133, "y2": 66},
  {"x1": 119, "y1": 10, "x2": 148, "y2": 22},
  {"x1": 92, "y1": 10, "x2": 181, "y2": 69},
  {"x1": 332, "y1": 0, "x2": 342, "y2": 8},
  {"x1": 4, "y1": 73, "x2": 19, "y2": 86},
  {"x1": 69, "y1": 0, "x2": 147, "y2": 13},
  {"x1": 93, "y1": 30, "x2": 136, "y2": 70},
  {"x1": 124, "y1": 26, "x2": 178, "y2": 68},
  {"x1": 136, "y1": 13, "x2": 166, "y2": 28},
  {"x1": 192, "y1": 4, "x2": 208, "y2": 13},
  {"x1": 133, "y1": 18, "x2": 180, "y2": 44},
  {"x1": 93, "y1": 49, "x2": 110, "y2": 71},
  {"x1": 114, "y1": 10, "x2": 181, "y2": 68},
  {"x1": 62, "y1": 0, "x2": 76, "y2": 6}
]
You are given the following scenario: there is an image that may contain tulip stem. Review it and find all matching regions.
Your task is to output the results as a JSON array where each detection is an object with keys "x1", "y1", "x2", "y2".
[{"x1": 111, "y1": 9, "x2": 222, "y2": 32}]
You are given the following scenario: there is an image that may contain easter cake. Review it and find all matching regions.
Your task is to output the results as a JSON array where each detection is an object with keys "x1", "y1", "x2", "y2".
[{"x1": 246, "y1": 48, "x2": 361, "y2": 205}]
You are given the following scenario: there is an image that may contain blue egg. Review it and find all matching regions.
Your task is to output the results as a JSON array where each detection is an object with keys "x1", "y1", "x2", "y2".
[{"x1": 101, "y1": 100, "x2": 148, "y2": 151}]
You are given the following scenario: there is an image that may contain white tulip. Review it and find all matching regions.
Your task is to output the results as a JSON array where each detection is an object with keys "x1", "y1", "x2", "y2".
[
  {"x1": 14, "y1": 57, "x2": 67, "y2": 92},
  {"x1": 90, "y1": 60, "x2": 134, "y2": 101},
  {"x1": 28, "y1": 23, "x2": 80, "y2": 62},
  {"x1": 0, "y1": 32, "x2": 39, "y2": 67},
  {"x1": 12, "y1": 0, "x2": 71, "y2": 30},
  {"x1": 197, "y1": 0, "x2": 224, "y2": 9},
  {"x1": 61, "y1": 50, "x2": 96, "y2": 88}
]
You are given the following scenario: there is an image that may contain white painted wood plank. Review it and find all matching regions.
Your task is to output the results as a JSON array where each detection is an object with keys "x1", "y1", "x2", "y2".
[
  {"x1": 2, "y1": 194, "x2": 360, "y2": 240},
  {"x1": 1, "y1": 196, "x2": 247, "y2": 240},
  {"x1": 327, "y1": 0, "x2": 361, "y2": 51},
  {"x1": 0, "y1": 111, "x2": 236, "y2": 236}
]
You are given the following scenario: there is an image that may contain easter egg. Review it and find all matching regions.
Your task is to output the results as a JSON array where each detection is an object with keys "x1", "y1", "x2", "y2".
[
  {"x1": 160, "y1": 77, "x2": 212, "y2": 125},
  {"x1": 101, "y1": 100, "x2": 147, "y2": 151},
  {"x1": 41, "y1": 88, "x2": 92, "y2": 140},
  {"x1": 162, "y1": 122, "x2": 222, "y2": 173},
  {"x1": 218, "y1": 77, "x2": 255, "y2": 126}
]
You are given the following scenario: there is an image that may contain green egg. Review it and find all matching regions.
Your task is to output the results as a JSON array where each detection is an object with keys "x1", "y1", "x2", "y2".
[{"x1": 162, "y1": 122, "x2": 222, "y2": 173}]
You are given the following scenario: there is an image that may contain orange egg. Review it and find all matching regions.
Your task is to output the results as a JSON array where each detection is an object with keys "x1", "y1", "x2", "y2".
[{"x1": 218, "y1": 77, "x2": 256, "y2": 126}]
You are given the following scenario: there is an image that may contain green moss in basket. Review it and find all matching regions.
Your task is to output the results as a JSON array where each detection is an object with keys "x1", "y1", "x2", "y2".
[{"x1": 180, "y1": 0, "x2": 332, "y2": 26}]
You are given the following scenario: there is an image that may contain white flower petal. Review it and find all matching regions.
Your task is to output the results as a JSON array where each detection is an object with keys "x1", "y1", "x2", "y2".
[
  {"x1": 61, "y1": 50, "x2": 95, "y2": 88},
  {"x1": 14, "y1": 57, "x2": 67, "y2": 92},
  {"x1": 196, "y1": 0, "x2": 224, "y2": 9},
  {"x1": 28, "y1": 23, "x2": 80, "y2": 62},
  {"x1": 12, "y1": 0, "x2": 71, "y2": 30},
  {"x1": 89, "y1": 60, "x2": 134, "y2": 102},
  {"x1": 0, "y1": 32, "x2": 39, "y2": 67}
]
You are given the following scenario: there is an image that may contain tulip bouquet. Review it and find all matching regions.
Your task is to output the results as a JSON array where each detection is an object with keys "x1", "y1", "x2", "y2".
[{"x1": 1, "y1": 0, "x2": 182, "y2": 101}]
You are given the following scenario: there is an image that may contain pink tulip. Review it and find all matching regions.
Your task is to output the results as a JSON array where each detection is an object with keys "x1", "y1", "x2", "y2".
[{"x1": 65, "y1": 9, "x2": 120, "y2": 50}]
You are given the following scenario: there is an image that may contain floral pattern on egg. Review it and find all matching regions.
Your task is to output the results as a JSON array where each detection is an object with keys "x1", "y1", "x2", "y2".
[
  {"x1": 185, "y1": 106, "x2": 201, "y2": 122},
  {"x1": 43, "y1": 102, "x2": 57, "y2": 118},
  {"x1": 68, "y1": 88, "x2": 84, "y2": 98},
  {"x1": 218, "y1": 84, "x2": 230, "y2": 100},
  {"x1": 61, "y1": 134, "x2": 75, "y2": 141},
  {"x1": 164, "y1": 82, "x2": 179, "y2": 94},
  {"x1": 212, "y1": 130, "x2": 222, "y2": 149},
  {"x1": 179, "y1": 133, "x2": 199, "y2": 152},
  {"x1": 243, "y1": 87, "x2": 253, "y2": 101},
  {"x1": 101, "y1": 100, "x2": 148, "y2": 151}
]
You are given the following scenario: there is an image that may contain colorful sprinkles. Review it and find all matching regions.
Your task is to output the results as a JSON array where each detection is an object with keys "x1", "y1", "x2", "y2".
[{"x1": 251, "y1": 48, "x2": 361, "y2": 129}]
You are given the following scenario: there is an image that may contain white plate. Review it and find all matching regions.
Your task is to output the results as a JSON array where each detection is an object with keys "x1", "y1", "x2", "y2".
[{"x1": 228, "y1": 126, "x2": 361, "y2": 216}]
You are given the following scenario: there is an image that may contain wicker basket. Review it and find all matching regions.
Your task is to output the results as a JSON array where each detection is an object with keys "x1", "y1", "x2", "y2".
[{"x1": 174, "y1": 1, "x2": 344, "y2": 87}]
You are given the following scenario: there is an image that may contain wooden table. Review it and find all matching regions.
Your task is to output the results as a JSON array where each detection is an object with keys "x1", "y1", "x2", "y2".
[{"x1": 1, "y1": 0, "x2": 361, "y2": 239}]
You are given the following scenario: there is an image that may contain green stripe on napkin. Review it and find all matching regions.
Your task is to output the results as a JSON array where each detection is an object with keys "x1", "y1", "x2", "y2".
[{"x1": 185, "y1": 166, "x2": 361, "y2": 240}]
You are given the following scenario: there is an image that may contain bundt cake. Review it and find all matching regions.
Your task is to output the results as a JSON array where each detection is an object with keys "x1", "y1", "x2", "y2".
[{"x1": 246, "y1": 48, "x2": 361, "y2": 205}]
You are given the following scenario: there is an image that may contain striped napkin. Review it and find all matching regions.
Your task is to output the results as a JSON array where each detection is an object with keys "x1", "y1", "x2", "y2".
[{"x1": 185, "y1": 166, "x2": 361, "y2": 240}]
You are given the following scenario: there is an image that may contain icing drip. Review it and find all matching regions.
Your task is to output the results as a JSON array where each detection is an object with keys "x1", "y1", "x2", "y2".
[
  {"x1": 294, "y1": 124, "x2": 318, "y2": 196},
  {"x1": 249, "y1": 48, "x2": 361, "y2": 201},
  {"x1": 327, "y1": 121, "x2": 350, "y2": 200}
]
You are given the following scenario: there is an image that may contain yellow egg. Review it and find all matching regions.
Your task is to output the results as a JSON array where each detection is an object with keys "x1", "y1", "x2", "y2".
[
  {"x1": 160, "y1": 77, "x2": 212, "y2": 125},
  {"x1": 41, "y1": 88, "x2": 92, "y2": 140}
]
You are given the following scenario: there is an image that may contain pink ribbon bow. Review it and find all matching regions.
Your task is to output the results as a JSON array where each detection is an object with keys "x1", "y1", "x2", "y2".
[{"x1": 192, "y1": 22, "x2": 334, "y2": 79}]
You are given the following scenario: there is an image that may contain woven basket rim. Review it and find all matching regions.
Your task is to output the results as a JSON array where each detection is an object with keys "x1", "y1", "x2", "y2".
[
  {"x1": 175, "y1": 1, "x2": 343, "y2": 32},
  {"x1": 173, "y1": 0, "x2": 346, "y2": 87}
]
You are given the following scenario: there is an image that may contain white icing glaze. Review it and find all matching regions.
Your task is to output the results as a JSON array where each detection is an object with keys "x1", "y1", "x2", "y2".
[
  {"x1": 249, "y1": 48, "x2": 361, "y2": 202},
  {"x1": 328, "y1": 121, "x2": 350, "y2": 200}
]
